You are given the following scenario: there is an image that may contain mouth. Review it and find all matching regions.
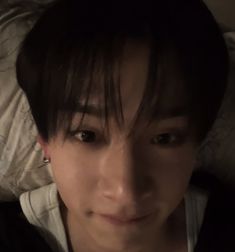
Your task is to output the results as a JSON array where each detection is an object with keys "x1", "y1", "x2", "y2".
[{"x1": 98, "y1": 212, "x2": 154, "y2": 226}]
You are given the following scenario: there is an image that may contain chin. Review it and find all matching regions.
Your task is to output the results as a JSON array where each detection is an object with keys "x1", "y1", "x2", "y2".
[
  {"x1": 95, "y1": 237, "x2": 147, "y2": 252},
  {"x1": 89, "y1": 221, "x2": 157, "y2": 252}
]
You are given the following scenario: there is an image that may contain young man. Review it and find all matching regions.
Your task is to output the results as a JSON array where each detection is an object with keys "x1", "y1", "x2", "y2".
[{"x1": 0, "y1": 0, "x2": 234, "y2": 251}]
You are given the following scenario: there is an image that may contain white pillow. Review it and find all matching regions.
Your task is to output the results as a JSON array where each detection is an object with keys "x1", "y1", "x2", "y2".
[{"x1": 0, "y1": 2, "x2": 53, "y2": 200}]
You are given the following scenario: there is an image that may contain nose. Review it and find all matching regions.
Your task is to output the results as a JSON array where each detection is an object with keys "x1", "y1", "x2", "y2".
[{"x1": 98, "y1": 140, "x2": 153, "y2": 205}]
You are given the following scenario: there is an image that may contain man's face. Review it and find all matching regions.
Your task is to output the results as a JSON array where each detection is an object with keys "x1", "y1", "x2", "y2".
[{"x1": 42, "y1": 42, "x2": 198, "y2": 252}]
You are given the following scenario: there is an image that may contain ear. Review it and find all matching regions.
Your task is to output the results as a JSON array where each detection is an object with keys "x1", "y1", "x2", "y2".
[{"x1": 37, "y1": 135, "x2": 50, "y2": 158}]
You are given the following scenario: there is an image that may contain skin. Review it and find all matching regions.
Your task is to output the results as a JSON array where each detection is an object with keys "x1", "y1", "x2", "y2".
[{"x1": 39, "y1": 42, "x2": 199, "y2": 252}]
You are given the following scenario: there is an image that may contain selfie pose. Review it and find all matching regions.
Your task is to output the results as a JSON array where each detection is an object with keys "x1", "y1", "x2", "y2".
[{"x1": 0, "y1": 0, "x2": 234, "y2": 251}]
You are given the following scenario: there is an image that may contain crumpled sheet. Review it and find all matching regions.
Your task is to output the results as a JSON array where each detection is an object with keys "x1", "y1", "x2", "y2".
[{"x1": 0, "y1": 1, "x2": 53, "y2": 200}]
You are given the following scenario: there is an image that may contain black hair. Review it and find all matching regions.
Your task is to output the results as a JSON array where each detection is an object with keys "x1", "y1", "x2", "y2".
[{"x1": 16, "y1": 0, "x2": 229, "y2": 142}]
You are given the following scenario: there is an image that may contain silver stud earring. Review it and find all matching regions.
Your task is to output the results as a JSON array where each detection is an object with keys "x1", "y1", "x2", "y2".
[{"x1": 43, "y1": 157, "x2": 51, "y2": 164}]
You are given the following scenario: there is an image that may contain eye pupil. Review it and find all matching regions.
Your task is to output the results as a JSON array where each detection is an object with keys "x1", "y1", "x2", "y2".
[
  {"x1": 78, "y1": 130, "x2": 96, "y2": 142},
  {"x1": 151, "y1": 133, "x2": 177, "y2": 145}
]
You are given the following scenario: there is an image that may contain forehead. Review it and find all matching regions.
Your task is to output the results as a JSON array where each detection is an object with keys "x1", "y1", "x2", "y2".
[
  {"x1": 52, "y1": 39, "x2": 192, "y2": 139},
  {"x1": 56, "y1": 40, "x2": 193, "y2": 140},
  {"x1": 85, "y1": 42, "x2": 150, "y2": 104},
  {"x1": 77, "y1": 41, "x2": 189, "y2": 117},
  {"x1": 74, "y1": 65, "x2": 189, "y2": 131}
]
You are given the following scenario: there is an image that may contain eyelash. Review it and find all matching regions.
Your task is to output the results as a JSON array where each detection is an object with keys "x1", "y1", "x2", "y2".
[
  {"x1": 150, "y1": 131, "x2": 187, "y2": 146},
  {"x1": 68, "y1": 129, "x2": 99, "y2": 143},
  {"x1": 68, "y1": 129, "x2": 187, "y2": 147}
]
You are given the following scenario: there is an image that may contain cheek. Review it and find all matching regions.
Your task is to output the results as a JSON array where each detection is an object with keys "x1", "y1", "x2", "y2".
[
  {"x1": 147, "y1": 143, "x2": 197, "y2": 174},
  {"x1": 48, "y1": 145, "x2": 100, "y2": 212},
  {"x1": 145, "y1": 145, "x2": 197, "y2": 202}
]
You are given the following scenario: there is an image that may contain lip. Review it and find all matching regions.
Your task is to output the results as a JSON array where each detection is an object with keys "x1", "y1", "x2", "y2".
[{"x1": 98, "y1": 212, "x2": 154, "y2": 226}]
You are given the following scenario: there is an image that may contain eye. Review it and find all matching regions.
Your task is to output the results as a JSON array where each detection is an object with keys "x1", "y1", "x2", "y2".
[
  {"x1": 73, "y1": 130, "x2": 96, "y2": 143},
  {"x1": 151, "y1": 132, "x2": 185, "y2": 146}
]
